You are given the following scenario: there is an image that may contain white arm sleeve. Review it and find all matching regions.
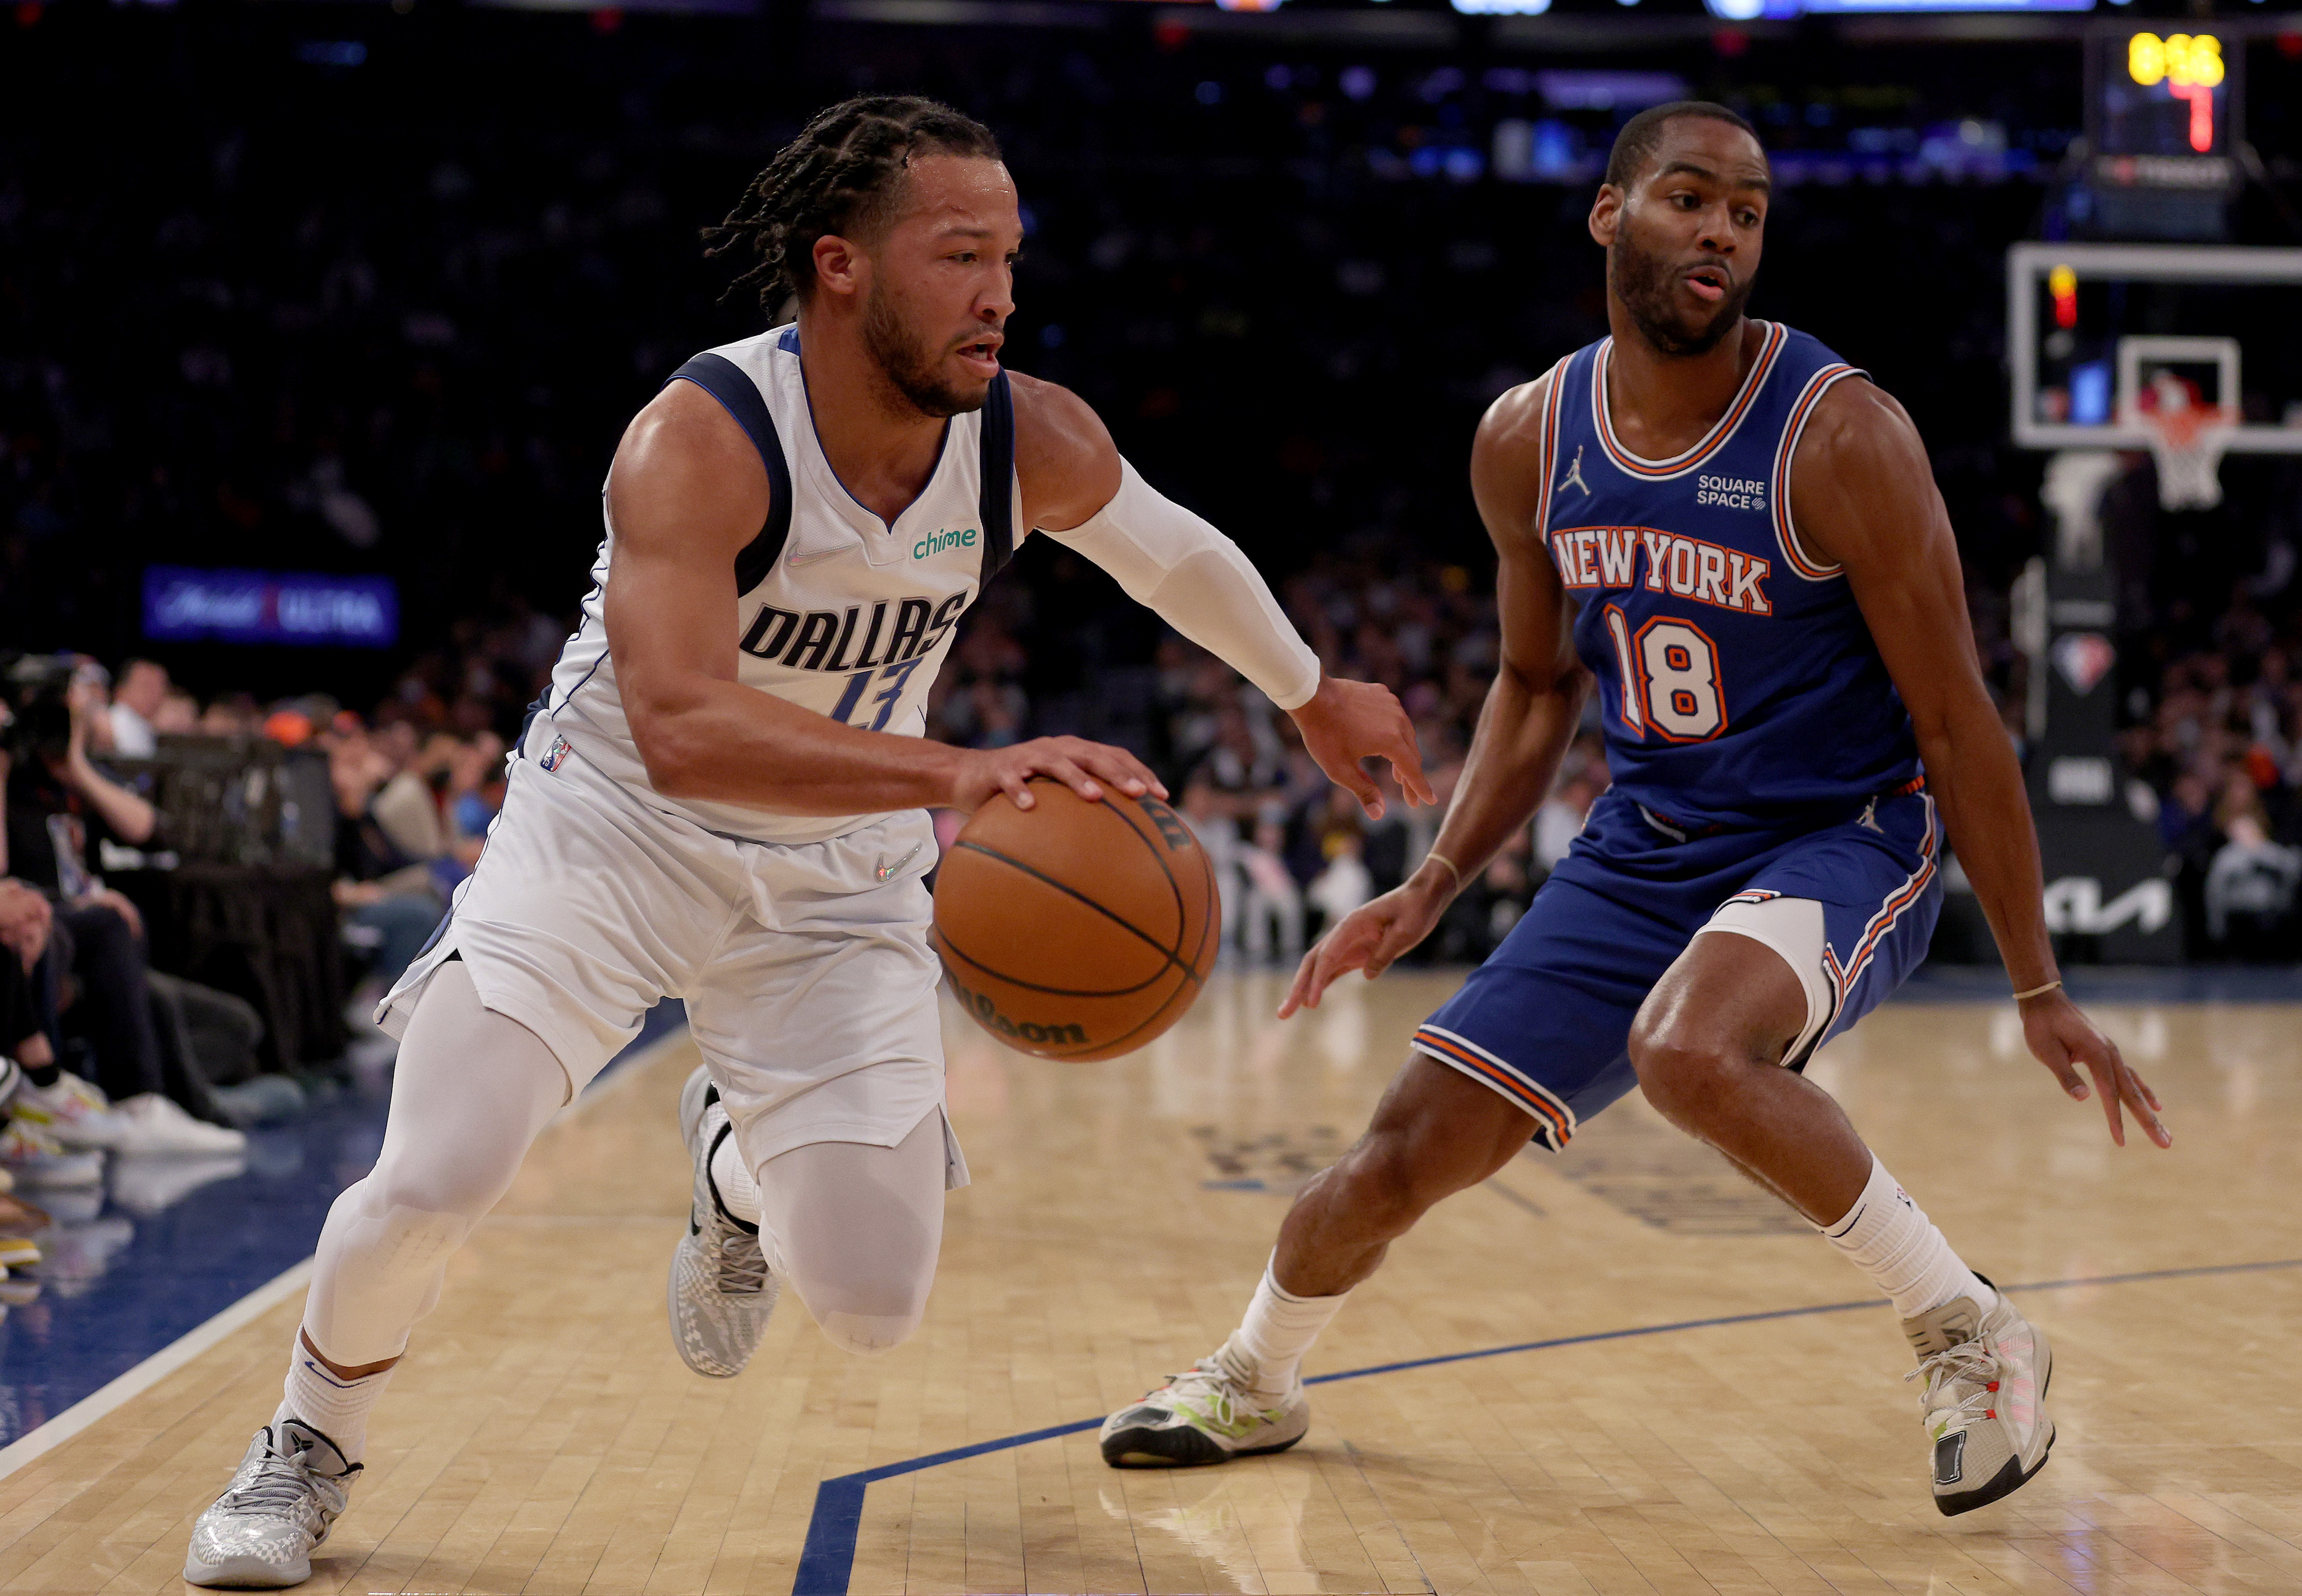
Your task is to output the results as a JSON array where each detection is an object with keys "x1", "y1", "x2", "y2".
[{"x1": 1039, "y1": 459, "x2": 1322, "y2": 711}]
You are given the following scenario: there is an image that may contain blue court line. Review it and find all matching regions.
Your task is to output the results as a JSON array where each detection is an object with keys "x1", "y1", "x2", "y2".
[{"x1": 789, "y1": 1255, "x2": 2302, "y2": 1595}]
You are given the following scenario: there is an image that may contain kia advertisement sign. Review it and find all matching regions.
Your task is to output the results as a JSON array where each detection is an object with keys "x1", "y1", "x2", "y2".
[{"x1": 142, "y1": 567, "x2": 399, "y2": 647}]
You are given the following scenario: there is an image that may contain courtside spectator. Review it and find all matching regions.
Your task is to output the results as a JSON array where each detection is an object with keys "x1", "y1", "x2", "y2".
[
  {"x1": 107, "y1": 661, "x2": 168, "y2": 760},
  {"x1": 1, "y1": 679, "x2": 246, "y2": 1154}
]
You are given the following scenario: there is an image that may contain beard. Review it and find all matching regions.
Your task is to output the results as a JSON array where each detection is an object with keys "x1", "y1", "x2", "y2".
[
  {"x1": 1608, "y1": 230, "x2": 1755, "y2": 357},
  {"x1": 862, "y1": 284, "x2": 988, "y2": 419}
]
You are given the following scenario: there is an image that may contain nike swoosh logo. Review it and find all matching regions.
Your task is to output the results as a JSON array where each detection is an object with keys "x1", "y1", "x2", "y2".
[{"x1": 877, "y1": 842, "x2": 925, "y2": 883}]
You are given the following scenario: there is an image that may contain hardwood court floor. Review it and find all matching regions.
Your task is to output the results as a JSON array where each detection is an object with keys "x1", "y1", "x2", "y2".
[{"x1": 7, "y1": 972, "x2": 2301, "y2": 1595}]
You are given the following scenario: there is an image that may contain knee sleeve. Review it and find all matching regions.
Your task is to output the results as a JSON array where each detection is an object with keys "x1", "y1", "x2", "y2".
[
  {"x1": 752, "y1": 1109, "x2": 947, "y2": 1357},
  {"x1": 304, "y1": 1178, "x2": 479, "y2": 1364}
]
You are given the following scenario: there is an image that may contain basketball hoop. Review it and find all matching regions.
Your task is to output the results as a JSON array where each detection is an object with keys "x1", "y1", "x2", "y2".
[{"x1": 2128, "y1": 370, "x2": 2232, "y2": 511}]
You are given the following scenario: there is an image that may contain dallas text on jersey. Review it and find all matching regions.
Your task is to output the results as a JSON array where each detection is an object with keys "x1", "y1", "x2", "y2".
[{"x1": 739, "y1": 593, "x2": 969, "y2": 673}]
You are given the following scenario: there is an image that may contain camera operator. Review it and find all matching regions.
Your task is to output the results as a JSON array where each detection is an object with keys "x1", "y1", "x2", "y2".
[{"x1": 5, "y1": 662, "x2": 156, "y2": 898}]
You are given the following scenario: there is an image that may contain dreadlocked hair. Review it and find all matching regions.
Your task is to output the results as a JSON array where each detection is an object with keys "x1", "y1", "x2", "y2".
[{"x1": 703, "y1": 96, "x2": 1004, "y2": 311}]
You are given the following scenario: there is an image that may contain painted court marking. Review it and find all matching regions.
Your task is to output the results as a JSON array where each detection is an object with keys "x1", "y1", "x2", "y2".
[
  {"x1": 0, "y1": 1023, "x2": 698, "y2": 1485},
  {"x1": 790, "y1": 1255, "x2": 2302, "y2": 1595},
  {"x1": 0, "y1": 1259, "x2": 315, "y2": 1484},
  {"x1": 10, "y1": 1064, "x2": 2291, "y2": 1591}
]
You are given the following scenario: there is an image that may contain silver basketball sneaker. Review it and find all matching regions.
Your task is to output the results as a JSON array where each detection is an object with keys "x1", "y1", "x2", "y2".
[
  {"x1": 1904, "y1": 1289, "x2": 2055, "y2": 1515},
  {"x1": 183, "y1": 1420, "x2": 360, "y2": 1588},
  {"x1": 667, "y1": 1065, "x2": 780, "y2": 1377},
  {"x1": 1100, "y1": 1339, "x2": 1311, "y2": 1467}
]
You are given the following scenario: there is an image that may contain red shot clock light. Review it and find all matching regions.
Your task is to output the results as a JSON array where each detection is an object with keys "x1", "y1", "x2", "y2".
[{"x1": 2048, "y1": 264, "x2": 2078, "y2": 331}]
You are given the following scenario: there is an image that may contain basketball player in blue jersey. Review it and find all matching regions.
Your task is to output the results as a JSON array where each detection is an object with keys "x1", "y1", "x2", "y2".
[
  {"x1": 1104, "y1": 102, "x2": 2171, "y2": 1516},
  {"x1": 181, "y1": 97, "x2": 1431, "y2": 1588}
]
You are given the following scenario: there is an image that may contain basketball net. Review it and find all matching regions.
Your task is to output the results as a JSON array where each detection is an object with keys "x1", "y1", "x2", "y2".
[{"x1": 2130, "y1": 371, "x2": 2232, "y2": 512}]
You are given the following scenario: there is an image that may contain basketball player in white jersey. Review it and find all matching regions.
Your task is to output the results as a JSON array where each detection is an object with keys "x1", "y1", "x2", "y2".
[{"x1": 183, "y1": 96, "x2": 1431, "y2": 1588}]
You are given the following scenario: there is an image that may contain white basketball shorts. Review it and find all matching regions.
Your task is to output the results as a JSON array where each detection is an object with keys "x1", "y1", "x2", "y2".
[{"x1": 379, "y1": 724, "x2": 964, "y2": 1183}]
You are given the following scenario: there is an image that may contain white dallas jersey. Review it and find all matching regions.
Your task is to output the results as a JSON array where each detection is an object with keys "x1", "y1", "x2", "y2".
[{"x1": 533, "y1": 323, "x2": 1020, "y2": 846}]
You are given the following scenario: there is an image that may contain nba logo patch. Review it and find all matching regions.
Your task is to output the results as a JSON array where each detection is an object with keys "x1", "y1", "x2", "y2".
[
  {"x1": 540, "y1": 734, "x2": 573, "y2": 773},
  {"x1": 2052, "y1": 631, "x2": 2115, "y2": 697}
]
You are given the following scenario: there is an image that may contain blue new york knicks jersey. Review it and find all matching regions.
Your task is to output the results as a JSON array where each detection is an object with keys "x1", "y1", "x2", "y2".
[
  {"x1": 1399, "y1": 323, "x2": 1940, "y2": 1150},
  {"x1": 1536, "y1": 321, "x2": 1922, "y2": 833}
]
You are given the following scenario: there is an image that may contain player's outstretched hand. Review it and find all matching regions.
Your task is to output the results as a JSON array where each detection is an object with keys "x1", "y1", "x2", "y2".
[
  {"x1": 2021, "y1": 988, "x2": 2171, "y2": 1150},
  {"x1": 952, "y1": 736, "x2": 1169, "y2": 815},
  {"x1": 1289, "y1": 676, "x2": 1436, "y2": 821},
  {"x1": 1278, "y1": 875, "x2": 1449, "y2": 1018}
]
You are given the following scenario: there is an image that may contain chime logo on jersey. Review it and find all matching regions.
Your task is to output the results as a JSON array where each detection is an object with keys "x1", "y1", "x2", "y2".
[
  {"x1": 912, "y1": 527, "x2": 977, "y2": 561},
  {"x1": 1548, "y1": 526, "x2": 1773, "y2": 616},
  {"x1": 739, "y1": 592, "x2": 970, "y2": 673}
]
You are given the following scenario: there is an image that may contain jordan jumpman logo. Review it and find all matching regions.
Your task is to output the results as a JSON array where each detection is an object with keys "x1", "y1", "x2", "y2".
[{"x1": 1555, "y1": 444, "x2": 1591, "y2": 498}]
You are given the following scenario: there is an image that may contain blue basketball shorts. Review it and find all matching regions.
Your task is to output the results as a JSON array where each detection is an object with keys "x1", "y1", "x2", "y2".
[{"x1": 1411, "y1": 786, "x2": 1942, "y2": 1151}]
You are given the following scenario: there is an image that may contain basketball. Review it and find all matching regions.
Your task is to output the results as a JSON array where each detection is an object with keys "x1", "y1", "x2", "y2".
[{"x1": 931, "y1": 778, "x2": 1218, "y2": 1061}]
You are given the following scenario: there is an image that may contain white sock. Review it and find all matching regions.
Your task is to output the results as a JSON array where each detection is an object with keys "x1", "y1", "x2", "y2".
[
  {"x1": 1821, "y1": 1155, "x2": 1998, "y2": 1321},
  {"x1": 277, "y1": 1331, "x2": 394, "y2": 1465},
  {"x1": 708, "y1": 1126, "x2": 762, "y2": 1225},
  {"x1": 1226, "y1": 1262, "x2": 1348, "y2": 1396}
]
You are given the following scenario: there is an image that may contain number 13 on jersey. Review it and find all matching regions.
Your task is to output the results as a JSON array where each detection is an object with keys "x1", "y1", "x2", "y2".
[
  {"x1": 1603, "y1": 606, "x2": 1725, "y2": 742},
  {"x1": 829, "y1": 656, "x2": 927, "y2": 732}
]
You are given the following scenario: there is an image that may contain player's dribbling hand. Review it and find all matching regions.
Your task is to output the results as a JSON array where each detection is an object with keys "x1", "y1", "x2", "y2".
[
  {"x1": 1289, "y1": 676, "x2": 1436, "y2": 821},
  {"x1": 951, "y1": 736, "x2": 1169, "y2": 815},
  {"x1": 2021, "y1": 988, "x2": 2171, "y2": 1150},
  {"x1": 1277, "y1": 870, "x2": 1452, "y2": 1018}
]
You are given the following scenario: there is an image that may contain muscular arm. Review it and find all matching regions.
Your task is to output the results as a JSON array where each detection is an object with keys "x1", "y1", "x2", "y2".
[
  {"x1": 1280, "y1": 377, "x2": 1590, "y2": 1014},
  {"x1": 1422, "y1": 381, "x2": 1591, "y2": 886},
  {"x1": 1010, "y1": 373, "x2": 1430, "y2": 815},
  {"x1": 604, "y1": 381, "x2": 1154, "y2": 816},
  {"x1": 1794, "y1": 380, "x2": 2168, "y2": 1148}
]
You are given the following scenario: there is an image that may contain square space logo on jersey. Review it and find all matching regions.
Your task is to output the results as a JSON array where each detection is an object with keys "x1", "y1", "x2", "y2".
[{"x1": 1694, "y1": 474, "x2": 1766, "y2": 512}]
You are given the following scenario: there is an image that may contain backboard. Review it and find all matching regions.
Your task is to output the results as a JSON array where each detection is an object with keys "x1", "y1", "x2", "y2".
[{"x1": 2006, "y1": 242, "x2": 2302, "y2": 455}]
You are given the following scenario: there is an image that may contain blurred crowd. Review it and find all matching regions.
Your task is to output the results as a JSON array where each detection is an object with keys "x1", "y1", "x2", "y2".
[
  {"x1": 2125, "y1": 642, "x2": 2302, "y2": 958},
  {"x1": 23, "y1": 5, "x2": 2291, "y2": 666},
  {"x1": 0, "y1": 624, "x2": 528, "y2": 1306}
]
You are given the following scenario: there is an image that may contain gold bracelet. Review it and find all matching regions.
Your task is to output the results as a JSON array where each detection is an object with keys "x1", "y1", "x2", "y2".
[
  {"x1": 2012, "y1": 980, "x2": 2063, "y2": 1001},
  {"x1": 1422, "y1": 851, "x2": 1463, "y2": 890}
]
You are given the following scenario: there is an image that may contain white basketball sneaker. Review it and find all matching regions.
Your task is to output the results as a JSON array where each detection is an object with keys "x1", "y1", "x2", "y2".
[
  {"x1": 183, "y1": 1420, "x2": 360, "y2": 1588},
  {"x1": 1100, "y1": 1340, "x2": 1311, "y2": 1467},
  {"x1": 1903, "y1": 1289, "x2": 2055, "y2": 1515},
  {"x1": 9, "y1": 1072, "x2": 132, "y2": 1149},
  {"x1": 667, "y1": 1065, "x2": 780, "y2": 1377}
]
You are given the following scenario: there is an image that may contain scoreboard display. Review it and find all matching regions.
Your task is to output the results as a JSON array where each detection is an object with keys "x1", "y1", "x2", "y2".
[
  {"x1": 2088, "y1": 27, "x2": 2239, "y2": 189},
  {"x1": 2086, "y1": 26, "x2": 2241, "y2": 237},
  {"x1": 2102, "y1": 31, "x2": 2232, "y2": 160}
]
